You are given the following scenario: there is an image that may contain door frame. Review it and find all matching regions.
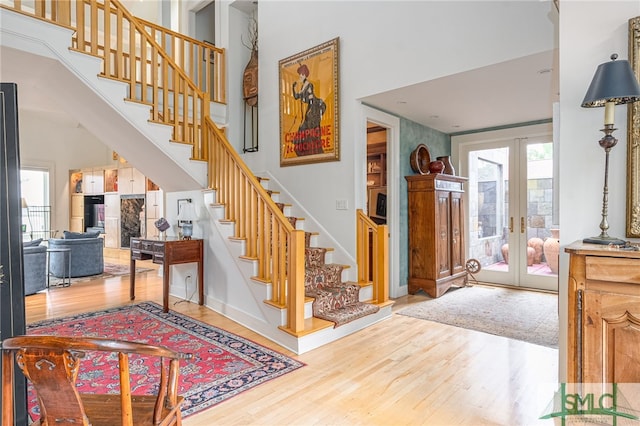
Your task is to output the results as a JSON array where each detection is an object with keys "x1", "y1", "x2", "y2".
[
  {"x1": 452, "y1": 123, "x2": 557, "y2": 291},
  {"x1": 359, "y1": 105, "x2": 401, "y2": 298}
]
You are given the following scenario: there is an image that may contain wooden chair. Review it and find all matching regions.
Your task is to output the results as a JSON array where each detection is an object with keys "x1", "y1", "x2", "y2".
[{"x1": 2, "y1": 335, "x2": 193, "y2": 425}]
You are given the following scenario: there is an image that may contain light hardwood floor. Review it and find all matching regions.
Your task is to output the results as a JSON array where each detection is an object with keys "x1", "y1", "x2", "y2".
[{"x1": 25, "y1": 253, "x2": 559, "y2": 425}]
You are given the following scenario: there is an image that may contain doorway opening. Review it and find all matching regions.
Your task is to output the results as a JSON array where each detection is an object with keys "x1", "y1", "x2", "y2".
[
  {"x1": 361, "y1": 106, "x2": 400, "y2": 298},
  {"x1": 366, "y1": 122, "x2": 387, "y2": 225}
]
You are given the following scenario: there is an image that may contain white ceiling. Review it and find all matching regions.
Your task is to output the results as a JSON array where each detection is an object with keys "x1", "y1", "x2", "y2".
[{"x1": 361, "y1": 49, "x2": 559, "y2": 134}]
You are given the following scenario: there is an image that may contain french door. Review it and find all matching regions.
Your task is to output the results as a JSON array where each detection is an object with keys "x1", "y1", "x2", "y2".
[{"x1": 457, "y1": 130, "x2": 558, "y2": 292}]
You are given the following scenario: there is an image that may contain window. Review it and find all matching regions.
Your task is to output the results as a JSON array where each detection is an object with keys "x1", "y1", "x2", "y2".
[{"x1": 20, "y1": 168, "x2": 52, "y2": 240}]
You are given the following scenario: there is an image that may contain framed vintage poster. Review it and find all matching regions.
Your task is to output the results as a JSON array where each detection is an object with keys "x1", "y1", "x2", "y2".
[{"x1": 279, "y1": 37, "x2": 340, "y2": 166}]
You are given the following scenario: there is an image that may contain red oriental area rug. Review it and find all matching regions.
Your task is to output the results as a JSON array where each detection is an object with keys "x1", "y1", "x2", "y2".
[{"x1": 26, "y1": 302, "x2": 304, "y2": 420}]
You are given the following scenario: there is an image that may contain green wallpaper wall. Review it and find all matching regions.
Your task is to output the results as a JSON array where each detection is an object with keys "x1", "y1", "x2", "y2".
[{"x1": 398, "y1": 118, "x2": 450, "y2": 290}]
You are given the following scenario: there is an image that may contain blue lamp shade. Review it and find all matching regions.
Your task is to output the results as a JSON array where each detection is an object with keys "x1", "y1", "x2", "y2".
[{"x1": 582, "y1": 54, "x2": 640, "y2": 107}]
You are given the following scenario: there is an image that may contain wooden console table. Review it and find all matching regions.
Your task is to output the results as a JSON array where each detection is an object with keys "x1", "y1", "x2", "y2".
[{"x1": 130, "y1": 237, "x2": 204, "y2": 313}]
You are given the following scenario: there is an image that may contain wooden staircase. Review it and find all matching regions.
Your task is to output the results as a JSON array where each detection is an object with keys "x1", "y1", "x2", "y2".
[
  {"x1": 0, "y1": 0, "x2": 392, "y2": 353},
  {"x1": 273, "y1": 189, "x2": 382, "y2": 328}
]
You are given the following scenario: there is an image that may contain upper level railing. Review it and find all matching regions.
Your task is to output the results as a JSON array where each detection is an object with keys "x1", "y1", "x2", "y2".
[
  {"x1": 1, "y1": 0, "x2": 224, "y2": 161},
  {"x1": 136, "y1": 17, "x2": 225, "y2": 105},
  {"x1": 206, "y1": 118, "x2": 307, "y2": 334}
]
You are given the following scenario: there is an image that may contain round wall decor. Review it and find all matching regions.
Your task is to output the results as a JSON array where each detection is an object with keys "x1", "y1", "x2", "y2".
[{"x1": 409, "y1": 144, "x2": 431, "y2": 175}]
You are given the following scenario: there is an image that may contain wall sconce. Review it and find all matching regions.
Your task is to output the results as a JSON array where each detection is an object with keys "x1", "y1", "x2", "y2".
[{"x1": 581, "y1": 54, "x2": 640, "y2": 245}]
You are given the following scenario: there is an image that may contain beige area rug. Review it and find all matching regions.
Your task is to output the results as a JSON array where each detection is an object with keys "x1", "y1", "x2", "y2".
[
  {"x1": 49, "y1": 262, "x2": 153, "y2": 286},
  {"x1": 397, "y1": 285, "x2": 559, "y2": 348}
]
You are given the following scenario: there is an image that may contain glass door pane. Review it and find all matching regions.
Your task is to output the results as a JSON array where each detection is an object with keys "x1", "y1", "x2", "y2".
[
  {"x1": 520, "y1": 141, "x2": 558, "y2": 291},
  {"x1": 465, "y1": 145, "x2": 516, "y2": 285}
]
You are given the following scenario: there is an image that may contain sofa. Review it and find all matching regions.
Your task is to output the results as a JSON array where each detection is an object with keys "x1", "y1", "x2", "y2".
[
  {"x1": 23, "y1": 239, "x2": 47, "y2": 295},
  {"x1": 48, "y1": 231, "x2": 104, "y2": 278}
]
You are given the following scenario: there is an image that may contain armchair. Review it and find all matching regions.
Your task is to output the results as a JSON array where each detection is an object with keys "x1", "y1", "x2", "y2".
[
  {"x1": 48, "y1": 235, "x2": 104, "y2": 278},
  {"x1": 23, "y1": 240, "x2": 46, "y2": 295}
]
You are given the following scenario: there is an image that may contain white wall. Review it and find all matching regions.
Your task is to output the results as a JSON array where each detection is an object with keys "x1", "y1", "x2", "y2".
[
  {"x1": 18, "y1": 109, "x2": 113, "y2": 236},
  {"x1": 253, "y1": 1, "x2": 555, "y2": 255},
  {"x1": 558, "y1": 0, "x2": 640, "y2": 381}
]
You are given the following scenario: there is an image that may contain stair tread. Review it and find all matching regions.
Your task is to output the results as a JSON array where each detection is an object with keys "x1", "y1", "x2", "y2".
[
  {"x1": 314, "y1": 301, "x2": 381, "y2": 328},
  {"x1": 278, "y1": 317, "x2": 335, "y2": 337}
]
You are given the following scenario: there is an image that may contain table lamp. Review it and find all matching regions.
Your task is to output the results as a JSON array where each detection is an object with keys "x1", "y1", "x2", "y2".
[
  {"x1": 177, "y1": 202, "x2": 198, "y2": 240},
  {"x1": 581, "y1": 53, "x2": 640, "y2": 245}
]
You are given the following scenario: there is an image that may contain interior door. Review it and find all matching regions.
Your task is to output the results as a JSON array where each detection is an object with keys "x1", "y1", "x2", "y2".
[{"x1": 459, "y1": 136, "x2": 557, "y2": 291}]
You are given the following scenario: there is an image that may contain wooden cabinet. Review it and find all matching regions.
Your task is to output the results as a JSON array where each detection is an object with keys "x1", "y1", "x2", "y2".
[
  {"x1": 406, "y1": 174, "x2": 467, "y2": 298},
  {"x1": 82, "y1": 168, "x2": 104, "y2": 195},
  {"x1": 118, "y1": 167, "x2": 146, "y2": 195},
  {"x1": 565, "y1": 242, "x2": 640, "y2": 383}
]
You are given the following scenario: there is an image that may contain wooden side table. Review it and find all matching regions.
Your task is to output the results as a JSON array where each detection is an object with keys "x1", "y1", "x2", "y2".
[{"x1": 130, "y1": 237, "x2": 204, "y2": 312}]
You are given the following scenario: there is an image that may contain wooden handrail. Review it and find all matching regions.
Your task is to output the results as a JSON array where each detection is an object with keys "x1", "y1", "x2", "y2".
[
  {"x1": 356, "y1": 209, "x2": 389, "y2": 304},
  {"x1": 206, "y1": 118, "x2": 306, "y2": 333}
]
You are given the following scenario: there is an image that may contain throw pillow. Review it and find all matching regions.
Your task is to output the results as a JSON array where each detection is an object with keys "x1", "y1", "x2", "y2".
[
  {"x1": 23, "y1": 238, "x2": 43, "y2": 247},
  {"x1": 63, "y1": 230, "x2": 101, "y2": 239}
]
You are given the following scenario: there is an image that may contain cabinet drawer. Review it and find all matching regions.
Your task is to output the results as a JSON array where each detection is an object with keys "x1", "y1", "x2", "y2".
[
  {"x1": 168, "y1": 243, "x2": 202, "y2": 263},
  {"x1": 586, "y1": 256, "x2": 640, "y2": 285},
  {"x1": 131, "y1": 250, "x2": 152, "y2": 261},
  {"x1": 141, "y1": 241, "x2": 155, "y2": 252},
  {"x1": 130, "y1": 239, "x2": 141, "y2": 250},
  {"x1": 153, "y1": 242, "x2": 165, "y2": 264}
]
